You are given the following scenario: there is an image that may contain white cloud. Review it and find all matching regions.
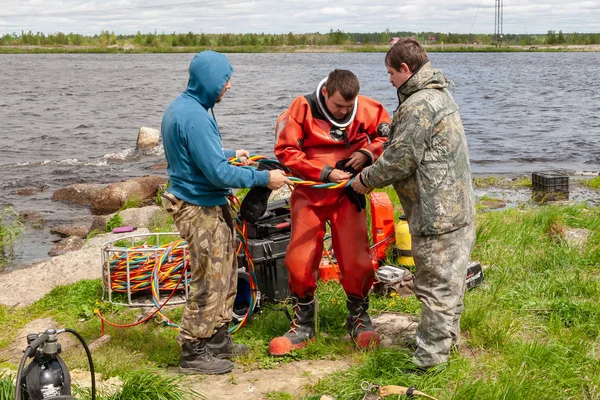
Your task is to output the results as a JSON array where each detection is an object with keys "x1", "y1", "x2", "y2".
[{"x1": 0, "y1": 0, "x2": 599, "y2": 35}]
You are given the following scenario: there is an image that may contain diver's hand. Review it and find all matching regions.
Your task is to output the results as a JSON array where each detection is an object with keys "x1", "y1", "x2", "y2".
[
  {"x1": 267, "y1": 170, "x2": 293, "y2": 190},
  {"x1": 328, "y1": 169, "x2": 352, "y2": 183},
  {"x1": 345, "y1": 151, "x2": 369, "y2": 171},
  {"x1": 351, "y1": 173, "x2": 371, "y2": 194},
  {"x1": 235, "y1": 149, "x2": 252, "y2": 165}
]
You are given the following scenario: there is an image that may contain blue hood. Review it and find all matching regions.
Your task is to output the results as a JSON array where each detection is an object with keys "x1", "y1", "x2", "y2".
[{"x1": 185, "y1": 50, "x2": 233, "y2": 110}]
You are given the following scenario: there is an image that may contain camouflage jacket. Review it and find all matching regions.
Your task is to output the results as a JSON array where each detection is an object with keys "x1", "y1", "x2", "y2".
[{"x1": 361, "y1": 62, "x2": 474, "y2": 236}]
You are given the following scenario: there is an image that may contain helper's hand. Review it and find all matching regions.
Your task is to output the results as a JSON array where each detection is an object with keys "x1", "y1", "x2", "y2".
[
  {"x1": 267, "y1": 170, "x2": 293, "y2": 190},
  {"x1": 235, "y1": 149, "x2": 252, "y2": 165},
  {"x1": 351, "y1": 173, "x2": 371, "y2": 194},
  {"x1": 344, "y1": 151, "x2": 369, "y2": 171},
  {"x1": 328, "y1": 169, "x2": 353, "y2": 183}
]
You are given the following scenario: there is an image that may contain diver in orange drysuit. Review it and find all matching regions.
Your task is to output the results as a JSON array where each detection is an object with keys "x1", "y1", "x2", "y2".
[{"x1": 268, "y1": 69, "x2": 391, "y2": 355}]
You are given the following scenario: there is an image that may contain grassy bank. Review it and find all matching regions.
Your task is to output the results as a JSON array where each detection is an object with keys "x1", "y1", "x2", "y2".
[
  {"x1": 2, "y1": 44, "x2": 600, "y2": 54},
  {"x1": 1, "y1": 195, "x2": 599, "y2": 399}
]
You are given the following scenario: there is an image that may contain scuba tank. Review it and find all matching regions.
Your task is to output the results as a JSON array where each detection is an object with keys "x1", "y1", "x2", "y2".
[
  {"x1": 20, "y1": 330, "x2": 72, "y2": 400},
  {"x1": 14, "y1": 328, "x2": 96, "y2": 400},
  {"x1": 395, "y1": 215, "x2": 414, "y2": 267}
]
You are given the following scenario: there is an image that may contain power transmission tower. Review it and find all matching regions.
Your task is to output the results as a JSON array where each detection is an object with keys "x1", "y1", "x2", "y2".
[{"x1": 494, "y1": 0, "x2": 504, "y2": 47}]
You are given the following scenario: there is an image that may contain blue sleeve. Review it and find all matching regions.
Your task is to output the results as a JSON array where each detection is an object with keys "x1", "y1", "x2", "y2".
[
  {"x1": 223, "y1": 149, "x2": 236, "y2": 158},
  {"x1": 187, "y1": 118, "x2": 269, "y2": 189}
]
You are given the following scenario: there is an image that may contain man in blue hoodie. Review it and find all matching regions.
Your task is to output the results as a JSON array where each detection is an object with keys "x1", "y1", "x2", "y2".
[{"x1": 161, "y1": 50, "x2": 291, "y2": 375}]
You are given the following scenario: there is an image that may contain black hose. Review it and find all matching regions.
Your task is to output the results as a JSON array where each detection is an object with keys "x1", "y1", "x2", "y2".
[
  {"x1": 60, "y1": 328, "x2": 96, "y2": 400},
  {"x1": 14, "y1": 346, "x2": 33, "y2": 400}
]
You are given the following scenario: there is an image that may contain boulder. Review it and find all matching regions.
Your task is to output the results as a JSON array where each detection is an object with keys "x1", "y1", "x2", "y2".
[
  {"x1": 89, "y1": 205, "x2": 169, "y2": 233},
  {"x1": 16, "y1": 187, "x2": 43, "y2": 196},
  {"x1": 52, "y1": 183, "x2": 105, "y2": 206},
  {"x1": 50, "y1": 224, "x2": 90, "y2": 238},
  {"x1": 136, "y1": 126, "x2": 160, "y2": 151},
  {"x1": 90, "y1": 176, "x2": 167, "y2": 215},
  {"x1": 48, "y1": 236, "x2": 84, "y2": 256},
  {"x1": 19, "y1": 210, "x2": 45, "y2": 228},
  {"x1": 89, "y1": 215, "x2": 110, "y2": 233}
]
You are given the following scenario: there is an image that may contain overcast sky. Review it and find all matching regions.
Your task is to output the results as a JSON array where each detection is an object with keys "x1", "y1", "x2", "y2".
[{"x1": 1, "y1": 0, "x2": 599, "y2": 36}]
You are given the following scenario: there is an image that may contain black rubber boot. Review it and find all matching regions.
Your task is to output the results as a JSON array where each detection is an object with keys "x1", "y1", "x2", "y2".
[
  {"x1": 179, "y1": 340, "x2": 234, "y2": 375},
  {"x1": 268, "y1": 295, "x2": 316, "y2": 356},
  {"x1": 206, "y1": 323, "x2": 249, "y2": 359},
  {"x1": 346, "y1": 295, "x2": 381, "y2": 349}
]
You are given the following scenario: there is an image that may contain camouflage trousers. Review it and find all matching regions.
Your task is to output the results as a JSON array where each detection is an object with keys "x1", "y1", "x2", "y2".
[
  {"x1": 161, "y1": 193, "x2": 237, "y2": 344},
  {"x1": 411, "y1": 222, "x2": 476, "y2": 369}
]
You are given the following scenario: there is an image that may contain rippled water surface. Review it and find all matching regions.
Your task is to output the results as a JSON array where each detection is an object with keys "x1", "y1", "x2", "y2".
[{"x1": 1, "y1": 52, "x2": 599, "y2": 266}]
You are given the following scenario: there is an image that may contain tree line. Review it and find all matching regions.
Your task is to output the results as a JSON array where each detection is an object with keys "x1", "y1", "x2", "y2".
[{"x1": 1, "y1": 29, "x2": 599, "y2": 47}]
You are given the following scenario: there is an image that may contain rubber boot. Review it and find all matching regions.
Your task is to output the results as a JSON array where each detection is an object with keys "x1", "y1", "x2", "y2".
[
  {"x1": 179, "y1": 340, "x2": 234, "y2": 375},
  {"x1": 206, "y1": 323, "x2": 249, "y2": 359},
  {"x1": 268, "y1": 295, "x2": 316, "y2": 356},
  {"x1": 346, "y1": 295, "x2": 381, "y2": 349}
]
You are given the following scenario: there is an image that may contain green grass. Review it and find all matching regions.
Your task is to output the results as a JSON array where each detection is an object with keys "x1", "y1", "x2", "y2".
[
  {"x1": 2, "y1": 200, "x2": 600, "y2": 399},
  {"x1": 581, "y1": 175, "x2": 600, "y2": 190},
  {"x1": 0, "y1": 206, "x2": 25, "y2": 265},
  {"x1": 473, "y1": 175, "x2": 532, "y2": 189},
  {"x1": 0, "y1": 370, "x2": 200, "y2": 400}
]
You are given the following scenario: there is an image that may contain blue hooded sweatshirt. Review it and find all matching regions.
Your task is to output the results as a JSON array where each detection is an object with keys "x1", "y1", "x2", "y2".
[{"x1": 161, "y1": 51, "x2": 269, "y2": 206}]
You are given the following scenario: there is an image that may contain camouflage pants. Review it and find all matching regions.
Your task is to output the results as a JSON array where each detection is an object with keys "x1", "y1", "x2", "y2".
[
  {"x1": 411, "y1": 222, "x2": 476, "y2": 368},
  {"x1": 161, "y1": 193, "x2": 237, "y2": 344}
]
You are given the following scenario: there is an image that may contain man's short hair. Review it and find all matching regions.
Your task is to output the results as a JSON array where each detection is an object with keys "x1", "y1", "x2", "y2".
[
  {"x1": 324, "y1": 69, "x2": 360, "y2": 101},
  {"x1": 385, "y1": 39, "x2": 429, "y2": 73}
]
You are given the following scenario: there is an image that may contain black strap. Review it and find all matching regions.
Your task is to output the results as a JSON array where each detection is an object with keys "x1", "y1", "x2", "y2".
[{"x1": 219, "y1": 204, "x2": 235, "y2": 232}]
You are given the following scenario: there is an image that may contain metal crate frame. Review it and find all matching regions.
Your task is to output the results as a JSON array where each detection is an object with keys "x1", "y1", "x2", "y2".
[{"x1": 101, "y1": 232, "x2": 190, "y2": 307}]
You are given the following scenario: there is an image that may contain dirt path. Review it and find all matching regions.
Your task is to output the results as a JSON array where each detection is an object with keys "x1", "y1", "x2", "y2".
[{"x1": 177, "y1": 359, "x2": 350, "y2": 399}]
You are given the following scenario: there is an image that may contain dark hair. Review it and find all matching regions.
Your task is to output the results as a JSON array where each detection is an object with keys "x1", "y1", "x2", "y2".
[
  {"x1": 324, "y1": 69, "x2": 360, "y2": 101},
  {"x1": 385, "y1": 39, "x2": 429, "y2": 73}
]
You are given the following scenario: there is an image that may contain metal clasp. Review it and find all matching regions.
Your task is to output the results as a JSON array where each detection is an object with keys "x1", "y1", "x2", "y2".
[{"x1": 360, "y1": 381, "x2": 382, "y2": 400}]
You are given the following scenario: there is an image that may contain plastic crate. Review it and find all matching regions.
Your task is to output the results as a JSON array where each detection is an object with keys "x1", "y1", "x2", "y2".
[
  {"x1": 238, "y1": 233, "x2": 290, "y2": 302},
  {"x1": 532, "y1": 170, "x2": 569, "y2": 193}
]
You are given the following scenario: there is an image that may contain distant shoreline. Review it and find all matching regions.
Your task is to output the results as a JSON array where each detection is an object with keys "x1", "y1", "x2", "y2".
[{"x1": 2, "y1": 43, "x2": 600, "y2": 54}]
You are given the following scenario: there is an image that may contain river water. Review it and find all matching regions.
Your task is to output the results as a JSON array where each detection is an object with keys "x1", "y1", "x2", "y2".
[{"x1": 1, "y1": 52, "x2": 599, "y2": 267}]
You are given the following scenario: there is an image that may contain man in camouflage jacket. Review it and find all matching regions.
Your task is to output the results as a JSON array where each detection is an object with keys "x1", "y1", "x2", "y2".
[{"x1": 352, "y1": 39, "x2": 476, "y2": 370}]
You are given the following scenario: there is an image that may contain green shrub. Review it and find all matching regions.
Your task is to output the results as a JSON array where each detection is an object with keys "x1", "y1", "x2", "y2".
[
  {"x1": 106, "y1": 213, "x2": 123, "y2": 232},
  {"x1": 0, "y1": 206, "x2": 25, "y2": 258}
]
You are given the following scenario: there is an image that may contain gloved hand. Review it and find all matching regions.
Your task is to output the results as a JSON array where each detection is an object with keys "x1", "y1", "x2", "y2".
[{"x1": 335, "y1": 159, "x2": 366, "y2": 212}]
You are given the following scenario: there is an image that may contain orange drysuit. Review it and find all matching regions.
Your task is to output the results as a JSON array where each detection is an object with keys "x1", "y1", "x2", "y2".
[{"x1": 274, "y1": 81, "x2": 390, "y2": 298}]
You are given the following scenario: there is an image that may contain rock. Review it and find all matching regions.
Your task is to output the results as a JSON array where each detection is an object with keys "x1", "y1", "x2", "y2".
[
  {"x1": 48, "y1": 236, "x2": 84, "y2": 256},
  {"x1": 16, "y1": 187, "x2": 42, "y2": 196},
  {"x1": 479, "y1": 200, "x2": 506, "y2": 209},
  {"x1": 148, "y1": 161, "x2": 168, "y2": 170},
  {"x1": 89, "y1": 215, "x2": 110, "y2": 233},
  {"x1": 89, "y1": 206, "x2": 169, "y2": 233},
  {"x1": 372, "y1": 312, "x2": 419, "y2": 347},
  {"x1": 19, "y1": 210, "x2": 45, "y2": 228},
  {"x1": 50, "y1": 224, "x2": 90, "y2": 238},
  {"x1": 116, "y1": 205, "x2": 168, "y2": 229},
  {"x1": 563, "y1": 227, "x2": 592, "y2": 248},
  {"x1": 136, "y1": 126, "x2": 160, "y2": 151},
  {"x1": 0, "y1": 229, "x2": 151, "y2": 307},
  {"x1": 90, "y1": 176, "x2": 167, "y2": 215},
  {"x1": 88, "y1": 334, "x2": 112, "y2": 352},
  {"x1": 53, "y1": 183, "x2": 105, "y2": 206}
]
